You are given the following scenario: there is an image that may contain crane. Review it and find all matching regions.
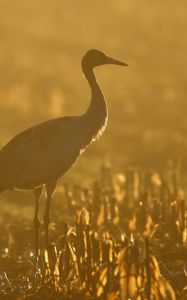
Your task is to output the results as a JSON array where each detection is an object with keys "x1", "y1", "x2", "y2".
[{"x1": 0, "y1": 49, "x2": 127, "y2": 255}]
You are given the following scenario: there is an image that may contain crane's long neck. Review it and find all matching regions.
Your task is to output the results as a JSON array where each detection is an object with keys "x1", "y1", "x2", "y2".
[{"x1": 81, "y1": 65, "x2": 108, "y2": 144}]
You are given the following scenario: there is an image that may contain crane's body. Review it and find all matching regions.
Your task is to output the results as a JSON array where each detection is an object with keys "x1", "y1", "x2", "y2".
[
  {"x1": 0, "y1": 49, "x2": 127, "y2": 254},
  {"x1": 0, "y1": 114, "x2": 106, "y2": 191}
]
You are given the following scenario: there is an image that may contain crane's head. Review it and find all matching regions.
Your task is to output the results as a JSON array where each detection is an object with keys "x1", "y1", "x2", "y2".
[{"x1": 82, "y1": 49, "x2": 128, "y2": 71}]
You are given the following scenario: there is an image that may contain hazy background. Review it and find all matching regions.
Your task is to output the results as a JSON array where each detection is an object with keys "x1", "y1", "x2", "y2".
[{"x1": 0, "y1": 0, "x2": 187, "y2": 182}]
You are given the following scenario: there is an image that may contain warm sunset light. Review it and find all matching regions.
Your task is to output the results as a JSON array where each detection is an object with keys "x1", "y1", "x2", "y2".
[{"x1": 0, "y1": 1, "x2": 186, "y2": 299}]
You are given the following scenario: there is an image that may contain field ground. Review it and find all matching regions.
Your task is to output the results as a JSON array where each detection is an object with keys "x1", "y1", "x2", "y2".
[
  {"x1": 0, "y1": 164, "x2": 187, "y2": 299},
  {"x1": 0, "y1": 1, "x2": 187, "y2": 299}
]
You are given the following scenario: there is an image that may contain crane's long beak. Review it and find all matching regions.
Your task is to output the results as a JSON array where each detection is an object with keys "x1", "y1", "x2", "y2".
[{"x1": 106, "y1": 56, "x2": 128, "y2": 66}]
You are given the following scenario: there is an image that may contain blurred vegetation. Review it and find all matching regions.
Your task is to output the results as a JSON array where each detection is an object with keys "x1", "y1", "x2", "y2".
[
  {"x1": 0, "y1": 0, "x2": 187, "y2": 176},
  {"x1": 0, "y1": 165, "x2": 187, "y2": 299},
  {"x1": 0, "y1": 3, "x2": 187, "y2": 297}
]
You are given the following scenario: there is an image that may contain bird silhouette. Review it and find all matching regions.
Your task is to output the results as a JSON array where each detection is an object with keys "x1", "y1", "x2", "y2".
[{"x1": 0, "y1": 49, "x2": 127, "y2": 255}]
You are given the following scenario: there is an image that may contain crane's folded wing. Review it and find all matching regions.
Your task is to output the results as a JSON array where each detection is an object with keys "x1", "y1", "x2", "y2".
[{"x1": 0, "y1": 117, "x2": 82, "y2": 189}]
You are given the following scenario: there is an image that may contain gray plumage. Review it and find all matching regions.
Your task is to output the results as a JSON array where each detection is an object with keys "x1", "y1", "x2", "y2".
[
  {"x1": 0, "y1": 49, "x2": 127, "y2": 192},
  {"x1": 0, "y1": 49, "x2": 127, "y2": 252}
]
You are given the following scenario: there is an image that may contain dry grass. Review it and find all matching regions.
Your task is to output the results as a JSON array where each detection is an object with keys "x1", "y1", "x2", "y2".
[
  {"x1": 0, "y1": 163, "x2": 186, "y2": 299},
  {"x1": 0, "y1": 1, "x2": 187, "y2": 299}
]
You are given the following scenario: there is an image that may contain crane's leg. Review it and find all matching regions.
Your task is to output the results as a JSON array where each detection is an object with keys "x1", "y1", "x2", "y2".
[
  {"x1": 33, "y1": 186, "x2": 43, "y2": 257},
  {"x1": 44, "y1": 179, "x2": 57, "y2": 249}
]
